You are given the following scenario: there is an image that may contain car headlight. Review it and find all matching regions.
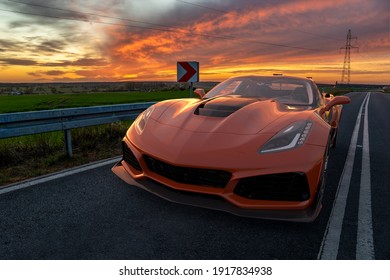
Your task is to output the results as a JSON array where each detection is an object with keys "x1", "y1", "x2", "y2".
[
  {"x1": 259, "y1": 120, "x2": 313, "y2": 153},
  {"x1": 135, "y1": 106, "x2": 155, "y2": 134}
]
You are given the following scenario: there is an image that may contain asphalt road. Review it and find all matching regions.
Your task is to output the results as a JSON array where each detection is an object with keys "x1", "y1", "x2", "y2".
[{"x1": 0, "y1": 92, "x2": 389, "y2": 260}]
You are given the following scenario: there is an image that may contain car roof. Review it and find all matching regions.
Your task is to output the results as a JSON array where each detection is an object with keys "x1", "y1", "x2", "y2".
[{"x1": 230, "y1": 75, "x2": 313, "y2": 83}]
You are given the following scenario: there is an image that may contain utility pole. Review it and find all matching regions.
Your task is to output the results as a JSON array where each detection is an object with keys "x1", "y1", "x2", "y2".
[{"x1": 340, "y1": 29, "x2": 358, "y2": 84}]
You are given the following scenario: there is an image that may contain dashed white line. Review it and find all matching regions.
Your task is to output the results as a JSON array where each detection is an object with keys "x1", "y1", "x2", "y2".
[
  {"x1": 356, "y1": 93, "x2": 375, "y2": 259},
  {"x1": 318, "y1": 93, "x2": 370, "y2": 259}
]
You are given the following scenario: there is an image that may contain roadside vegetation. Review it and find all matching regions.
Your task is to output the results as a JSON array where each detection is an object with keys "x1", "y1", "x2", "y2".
[
  {"x1": 320, "y1": 86, "x2": 389, "y2": 96},
  {"x1": 0, "y1": 90, "x2": 189, "y2": 113},
  {"x1": 0, "y1": 90, "x2": 191, "y2": 186},
  {"x1": 0, "y1": 120, "x2": 132, "y2": 186},
  {"x1": 323, "y1": 88, "x2": 355, "y2": 96}
]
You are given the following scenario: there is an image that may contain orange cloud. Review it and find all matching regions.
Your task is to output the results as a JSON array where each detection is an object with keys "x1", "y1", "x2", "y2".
[{"x1": 0, "y1": 0, "x2": 389, "y2": 84}]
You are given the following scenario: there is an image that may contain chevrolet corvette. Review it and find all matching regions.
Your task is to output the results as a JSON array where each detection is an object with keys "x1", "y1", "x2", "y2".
[{"x1": 112, "y1": 75, "x2": 350, "y2": 222}]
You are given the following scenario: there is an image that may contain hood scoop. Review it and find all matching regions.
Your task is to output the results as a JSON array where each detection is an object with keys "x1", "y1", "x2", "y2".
[{"x1": 195, "y1": 97, "x2": 259, "y2": 117}]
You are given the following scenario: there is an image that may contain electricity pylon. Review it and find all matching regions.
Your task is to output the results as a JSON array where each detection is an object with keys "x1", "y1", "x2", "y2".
[{"x1": 340, "y1": 29, "x2": 358, "y2": 84}]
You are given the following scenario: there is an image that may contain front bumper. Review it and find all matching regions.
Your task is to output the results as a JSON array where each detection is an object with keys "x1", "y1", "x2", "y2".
[{"x1": 112, "y1": 159, "x2": 323, "y2": 222}]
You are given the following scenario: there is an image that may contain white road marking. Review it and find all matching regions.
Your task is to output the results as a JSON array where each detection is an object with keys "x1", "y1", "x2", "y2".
[
  {"x1": 0, "y1": 156, "x2": 121, "y2": 195},
  {"x1": 357, "y1": 93, "x2": 375, "y2": 259},
  {"x1": 318, "y1": 93, "x2": 370, "y2": 259}
]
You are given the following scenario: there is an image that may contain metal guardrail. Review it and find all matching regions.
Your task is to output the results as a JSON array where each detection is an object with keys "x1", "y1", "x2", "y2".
[{"x1": 0, "y1": 102, "x2": 155, "y2": 157}]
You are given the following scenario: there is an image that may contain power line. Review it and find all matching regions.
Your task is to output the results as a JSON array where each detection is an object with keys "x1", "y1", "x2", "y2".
[
  {"x1": 2, "y1": 1, "x2": 234, "y2": 40},
  {"x1": 1, "y1": 1, "x2": 325, "y2": 52},
  {"x1": 7, "y1": 0, "x2": 190, "y2": 32},
  {"x1": 175, "y1": 0, "x2": 227, "y2": 14}
]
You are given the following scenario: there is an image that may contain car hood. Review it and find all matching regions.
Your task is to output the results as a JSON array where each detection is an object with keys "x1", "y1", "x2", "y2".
[
  {"x1": 129, "y1": 97, "x2": 325, "y2": 167},
  {"x1": 153, "y1": 96, "x2": 291, "y2": 135}
]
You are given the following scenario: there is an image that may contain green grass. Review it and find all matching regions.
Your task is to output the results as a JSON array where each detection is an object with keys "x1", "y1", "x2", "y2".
[
  {"x1": 0, "y1": 122, "x2": 132, "y2": 186},
  {"x1": 0, "y1": 90, "x2": 192, "y2": 185},
  {"x1": 0, "y1": 90, "x2": 189, "y2": 113},
  {"x1": 321, "y1": 86, "x2": 390, "y2": 96}
]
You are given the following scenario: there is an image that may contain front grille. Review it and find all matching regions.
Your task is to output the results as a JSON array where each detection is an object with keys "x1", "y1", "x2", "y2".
[
  {"x1": 234, "y1": 172, "x2": 310, "y2": 201},
  {"x1": 143, "y1": 155, "x2": 231, "y2": 188},
  {"x1": 122, "y1": 142, "x2": 142, "y2": 172}
]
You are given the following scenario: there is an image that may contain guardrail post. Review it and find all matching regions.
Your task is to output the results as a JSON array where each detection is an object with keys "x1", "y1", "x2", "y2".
[{"x1": 64, "y1": 129, "x2": 73, "y2": 158}]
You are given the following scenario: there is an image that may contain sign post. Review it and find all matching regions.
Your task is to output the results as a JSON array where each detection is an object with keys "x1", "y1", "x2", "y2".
[{"x1": 177, "y1": 61, "x2": 199, "y2": 97}]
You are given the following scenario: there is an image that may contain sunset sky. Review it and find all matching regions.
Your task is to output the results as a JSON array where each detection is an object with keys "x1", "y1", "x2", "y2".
[{"x1": 0, "y1": 0, "x2": 389, "y2": 84}]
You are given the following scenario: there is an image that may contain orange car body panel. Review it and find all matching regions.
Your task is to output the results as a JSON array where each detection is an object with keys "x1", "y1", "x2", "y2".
[{"x1": 112, "y1": 76, "x2": 349, "y2": 222}]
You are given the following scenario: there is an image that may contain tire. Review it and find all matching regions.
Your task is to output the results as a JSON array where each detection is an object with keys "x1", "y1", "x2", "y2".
[
  {"x1": 316, "y1": 138, "x2": 331, "y2": 203},
  {"x1": 330, "y1": 128, "x2": 338, "y2": 149}
]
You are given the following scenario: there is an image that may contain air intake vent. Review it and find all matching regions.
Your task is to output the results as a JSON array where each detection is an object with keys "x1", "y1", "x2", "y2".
[
  {"x1": 122, "y1": 142, "x2": 142, "y2": 172},
  {"x1": 195, "y1": 97, "x2": 257, "y2": 117},
  {"x1": 143, "y1": 155, "x2": 231, "y2": 188},
  {"x1": 234, "y1": 172, "x2": 310, "y2": 201}
]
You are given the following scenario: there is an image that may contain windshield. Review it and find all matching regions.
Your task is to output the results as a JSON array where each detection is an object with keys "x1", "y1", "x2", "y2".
[{"x1": 204, "y1": 76, "x2": 314, "y2": 106}]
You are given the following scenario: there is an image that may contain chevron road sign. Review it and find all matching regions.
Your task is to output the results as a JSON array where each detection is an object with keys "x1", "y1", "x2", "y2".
[{"x1": 177, "y1": 61, "x2": 199, "y2": 82}]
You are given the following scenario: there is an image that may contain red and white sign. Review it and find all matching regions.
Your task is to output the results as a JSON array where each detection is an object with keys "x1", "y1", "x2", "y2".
[{"x1": 177, "y1": 61, "x2": 199, "y2": 82}]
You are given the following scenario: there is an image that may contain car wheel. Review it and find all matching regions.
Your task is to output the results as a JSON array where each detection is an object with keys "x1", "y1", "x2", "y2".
[
  {"x1": 316, "y1": 137, "x2": 331, "y2": 202},
  {"x1": 331, "y1": 128, "x2": 338, "y2": 149}
]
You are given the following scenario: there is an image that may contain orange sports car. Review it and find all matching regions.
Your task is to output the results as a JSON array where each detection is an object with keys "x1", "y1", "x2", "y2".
[{"x1": 112, "y1": 75, "x2": 350, "y2": 222}]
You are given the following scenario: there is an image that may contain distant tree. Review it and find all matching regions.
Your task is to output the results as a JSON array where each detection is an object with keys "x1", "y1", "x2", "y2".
[{"x1": 24, "y1": 86, "x2": 34, "y2": 94}]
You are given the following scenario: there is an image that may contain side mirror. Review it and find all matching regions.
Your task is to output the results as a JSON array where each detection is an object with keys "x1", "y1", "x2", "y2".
[
  {"x1": 194, "y1": 88, "x2": 205, "y2": 99},
  {"x1": 319, "y1": 95, "x2": 350, "y2": 115}
]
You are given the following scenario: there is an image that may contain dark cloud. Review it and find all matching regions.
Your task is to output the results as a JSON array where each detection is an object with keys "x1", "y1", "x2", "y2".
[
  {"x1": 41, "y1": 58, "x2": 108, "y2": 67},
  {"x1": 27, "y1": 71, "x2": 42, "y2": 77},
  {"x1": 0, "y1": 58, "x2": 37, "y2": 65},
  {"x1": 44, "y1": 70, "x2": 67, "y2": 76},
  {"x1": 71, "y1": 58, "x2": 108, "y2": 66},
  {"x1": 35, "y1": 40, "x2": 68, "y2": 53},
  {"x1": 2, "y1": 0, "x2": 96, "y2": 56},
  {"x1": 41, "y1": 61, "x2": 70, "y2": 67},
  {"x1": 5, "y1": 0, "x2": 90, "y2": 24},
  {"x1": 0, "y1": 37, "x2": 71, "y2": 62},
  {"x1": 0, "y1": 39, "x2": 21, "y2": 51}
]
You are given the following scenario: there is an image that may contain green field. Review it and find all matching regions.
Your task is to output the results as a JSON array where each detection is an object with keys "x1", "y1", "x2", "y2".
[
  {"x1": 0, "y1": 90, "x2": 193, "y2": 185},
  {"x1": 0, "y1": 90, "x2": 190, "y2": 113}
]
